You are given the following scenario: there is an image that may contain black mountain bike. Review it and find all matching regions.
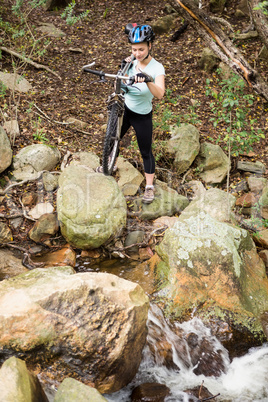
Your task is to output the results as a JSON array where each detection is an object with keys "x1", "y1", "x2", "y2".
[{"x1": 82, "y1": 57, "x2": 153, "y2": 175}]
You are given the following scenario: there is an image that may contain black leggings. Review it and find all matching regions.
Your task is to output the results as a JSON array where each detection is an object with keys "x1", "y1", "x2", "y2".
[{"x1": 120, "y1": 105, "x2": 155, "y2": 174}]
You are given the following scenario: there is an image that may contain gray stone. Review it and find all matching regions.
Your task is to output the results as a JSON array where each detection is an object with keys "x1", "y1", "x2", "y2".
[
  {"x1": 117, "y1": 157, "x2": 144, "y2": 196},
  {"x1": 28, "y1": 213, "x2": 59, "y2": 243},
  {"x1": 237, "y1": 160, "x2": 266, "y2": 174},
  {"x1": 3, "y1": 120, "x2": 20, "y2": 145},
  {"x1": 42, "y1": 171, "x2": 59, "y2": 192},
  {"x1": 125, "y1": 230, "x2": 145, "y2": 253},
  {"x1": 167, "y1": 124, "x2": 200, "y2": 175},
  {"x1": 0, "y1": 222, "x2": 13, "y2": 244},
  {"x1": 13, "y1": 144, "x2": 61, "y2": 180},
  {"x1": 196, "y1": 142, "x2": 230, "y2": 184},
  {"x1": 69, "y1": 151, "x2": 100, "y2": 170},
  {"x1": 0, "y1": 357, "x2": 48, "y2": 402},
  {"x1": 0, "y1": 126, "x2": 12, "y2": 173},
  {"x1": 0, "y1": 250, "x2": 28, "y2": 281},
  {"x1": 54, "y1": 378, "x2": 108, "y2": 401},
  {"x1": 259, "y1": 185, "x2": 268, "y2": 219},
  {"x1": 0, "y1": 267, "x2": 149, "y2": 393},
  {"x1": 151, "y1": 14, "x2": 177, "y2": 34},
  {"x1": 0, "y1": 72, "x2": 32, "y2": 93},
  {"x1": 247, "y1": 175, "x2": 267, "y2": 193},
  {"x1": 57, "y1": 165, "x2": 127, "y2": 249},
  {"x1": 180, "y1": 187, "x2": 236, "y2": 223}
]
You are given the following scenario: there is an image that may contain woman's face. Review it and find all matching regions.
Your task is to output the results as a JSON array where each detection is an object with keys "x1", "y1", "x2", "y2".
[{"x1": 131, "y1": 42, "x2": 151, "y2": 61}]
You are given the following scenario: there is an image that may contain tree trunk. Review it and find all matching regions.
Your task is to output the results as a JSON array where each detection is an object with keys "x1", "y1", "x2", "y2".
[
  {"x1": 169, "y1": 0, "x2": 268, "y2": 100},
  {"x1": 247, "y1": 0, "x2": 268, "y2": 49}
]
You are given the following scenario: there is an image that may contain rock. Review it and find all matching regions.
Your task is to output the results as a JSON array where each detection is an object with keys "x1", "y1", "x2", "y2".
[
  {"x1": 236, "y1": 0, "x2": 250, "y2": 17},
  {"x1": 253, "y1": 229, "x2": 268, "y2": 248},
  {"x1": 13, "y1": 144, "x2": 61, "y2": 180},
  {"x1": 151, "y1": 14, "x2": 177, "y2": 34},
  {"x1": 31, "y1": 246, "x2": 76, "y2": 267},
  {"x1": 3, "y1": 119, "x2": 19, "y2": 145},
  {"x1": 260, "y1": 312, "x2": 268, "y2": 339},
  {"x1": 133, "y1": 184, "x2": 189, "y2": 220},
  {"x1": 258, "y1": 45, "x2": 268, "y2": 61},
  {"x1": 28, "y1": 213, "x2": 59, "y2": 242},
  {"x1": 42, "y1": 172, "x2": 59, "y2": 192},
  {"x1": 235, "y1": 193, "x2": 257, "y2": 208},
  {"x1": 196, "y1": 142, "x2": 230, "y2": 184},
  {"x1": 210, "y1": 0, "x2": 226, "y2": 14},
  {"x1": 247, "y1": 176, "x2": 267, "y2": 193},
  {"x1": 21, "y1": 192, "x2": 38, "y2": 207},
  {"x1": 69, "y1": 151, "x2": 100, "y2": 170},
  {"x1": 0, "y1": 222, "x2": 13, "y2": 243},
  {"x1": 180, "y1": 187, "x2": 236, "y2": 223},
  {"x1": 237, "y1": 160, "x2": 266, "y2": 175},
  {"x1": 198, "y1": 47, "x2": 219, "y2": 72},
  {"x1": 37, "y1": 23, "x2": 66, "y2": 37},
  {"x1": 0, "y1": 126, "x2": 12, "y2": 173},
  {"x1": 131, "y1": 382, "x2": 170, "y2": 401},
  {"x1": 167, "y1": 124, "x2": 200, "y2": 175},
  {"x1": 139, "y1": 247, "x2": 154, "y2": 261},
  {"x1": 57, "y1": 165, "x2": 127, "y2": 249},
  {"x1": 155, "y1": 211, "x2": 268, "y2": 341},
  {"x1": 43, "y1": 0, "x2": 70, "y2": 11},
  {"x1": 28, "y1": 202, "x2": 54, "y2": 220},
  {"x1": 117, "y1": 157, "x2": 144, "y2": 196},
  {"x1": 259, "y1": 250, "x2": 268, "y2": 271},
  {"x1": 0, "y1": 267, "x2": 149, "y2": 393},
  {"x1": 153, "y1": 216, "x2": 179, "y2": 228},
  {"x1": 184, "y1": 385, "x2": 214, "y2": 401},
  {"x1": 258, "y1": 185, "x2": 268, "y2": 219},
  {"x1": 124, "y1": 230, "x2": 145, "y2": 253},
  {"x1": 0, "y1": 250, "x2": 28, "y2": 280},
  {"x1": 0, "y1": 72, "x2": 32, "y2": 93},
  {"x1": 54, "y1": 378, "x2": 108, "y2": 401},
  {"x1": 0, "y1": 356, "x2": 48, "y2": 402}
]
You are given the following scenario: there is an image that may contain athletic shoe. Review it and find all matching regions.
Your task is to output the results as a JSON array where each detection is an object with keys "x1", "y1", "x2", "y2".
[{"x1": 142, "y1": 186, "x2": 155, "y2": 204}]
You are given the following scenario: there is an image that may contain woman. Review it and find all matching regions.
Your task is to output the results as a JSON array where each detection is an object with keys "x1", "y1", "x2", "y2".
[{"x1": 98, "y1": 24, "x2": 165, "y2": 204}]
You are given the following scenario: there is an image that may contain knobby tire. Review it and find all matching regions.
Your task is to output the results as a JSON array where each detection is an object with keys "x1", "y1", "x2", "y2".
[{"x1": 102, "y1": 103, "x2": 121, "y2": 175}]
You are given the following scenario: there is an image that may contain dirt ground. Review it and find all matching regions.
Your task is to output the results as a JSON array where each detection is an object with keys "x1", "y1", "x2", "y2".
[{"x1": 0, "y1": 0, "x2": 268, "y2": 247}]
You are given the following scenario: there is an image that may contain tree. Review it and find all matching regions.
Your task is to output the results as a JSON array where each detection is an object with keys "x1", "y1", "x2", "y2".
[
  {"x1": 168, "y1": 0, "x2": 268, "y2": 101},
  {"x1": 248, "y1": 0, "x2": 268, "y2": 48}
]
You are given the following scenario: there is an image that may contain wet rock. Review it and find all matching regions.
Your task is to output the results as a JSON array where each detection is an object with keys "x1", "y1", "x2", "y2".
[
  {"x1": 131, "y1": 382, "x2": 170, "y2": 401},
  {"x1": 54, "y1": 378, "x2": 108, "y2": 401},
  {"x1": 28, "y1": 213, "x2": 59, "y2": 243},
  {"x1": 155, "y1": 210, "x2": 268, "y2": 340},
  {"x1": 0, "y1": 356, "x2": 48, "y2": 402},
  {"x1": 0, "y1": 126, "x2": 12, "y2": 174},
  {"x1": 0, "y1": 267, "x2": 149, "y2": 393},
  {"x1": 190, "y1": 337, "x2": 226, "y2": 376},
  {"x1": 57, "y1": 165, "x2": 127, "y2": 249},
  {"x1": 31, "y1": 246, "x2": 76, "y2": 268},
  {"x1": 167, "y1": 124, "x2": 200, "y2": 175},
  {"x1": 184, "y1": 385, "x2": 214, "y2": 401}
]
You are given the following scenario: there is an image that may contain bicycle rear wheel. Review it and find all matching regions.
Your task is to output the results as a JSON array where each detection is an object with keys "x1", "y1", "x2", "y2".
[{"x1": 102, "y1": 103, "x2": 122, "y2": 175}]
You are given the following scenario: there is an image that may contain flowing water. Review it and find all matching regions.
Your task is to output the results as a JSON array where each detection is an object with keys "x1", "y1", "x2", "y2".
[{"x1": 77, "y1": 257, "x2": 268, "y2": 402}]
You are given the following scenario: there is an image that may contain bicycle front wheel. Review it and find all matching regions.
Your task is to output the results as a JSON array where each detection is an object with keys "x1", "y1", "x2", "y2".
[{"x1": 102, "y1": 103, "x2": 122, "y2": 175}]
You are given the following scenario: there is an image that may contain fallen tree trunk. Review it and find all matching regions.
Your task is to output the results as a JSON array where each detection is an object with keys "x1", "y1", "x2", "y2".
[{"x1": 168, "y1": 0, "x2": 268, "y2": 100}]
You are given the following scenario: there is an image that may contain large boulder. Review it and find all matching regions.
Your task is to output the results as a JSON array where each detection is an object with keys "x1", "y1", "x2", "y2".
[
  {"x1": 167, "y1": 124, "x2": 200, "y2": 175},
  {"x1": 196, "y1": 142, "x2": 230, "y2": 184},
  {"x1": 155, "y1": 211, "x2": 268, "y2": 345},
  {"x1": 0, "y1": 267, "x2": 149, "y2": 393},
  {"x1": 0, "y1": 356, "x2": 48, "y2": 402},
  {"x1": 13, "y1": 144, "x2": 61, "y2": 180},
  {"x1": 57, "y1": 165, "x2": 127, "y2": 249},
  {"x1": 0, "y1": 126, "x2": 12, "y2": 173}
]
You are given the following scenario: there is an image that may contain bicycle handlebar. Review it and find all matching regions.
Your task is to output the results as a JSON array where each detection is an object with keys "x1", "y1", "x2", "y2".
[{"x1": 82, "y1": 59, "x2": 153, "y2": 85}]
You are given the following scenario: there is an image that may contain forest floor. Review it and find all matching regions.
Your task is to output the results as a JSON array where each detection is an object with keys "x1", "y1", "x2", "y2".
[{"x1": 0, "y1": 0, "x2": 268, "y2": 247}]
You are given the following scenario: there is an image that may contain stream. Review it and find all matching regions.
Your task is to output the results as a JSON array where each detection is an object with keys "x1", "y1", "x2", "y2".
[{"x1": 77, "y1": 256, "x2": 268, "y2": 402}]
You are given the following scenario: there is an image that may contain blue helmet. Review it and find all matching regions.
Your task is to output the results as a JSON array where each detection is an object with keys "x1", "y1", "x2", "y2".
[{"x1": 128, "y1": 25, "x2": 155, "y2": 44}]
